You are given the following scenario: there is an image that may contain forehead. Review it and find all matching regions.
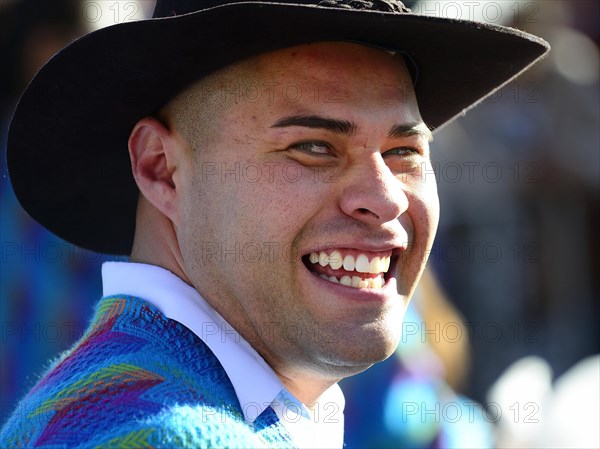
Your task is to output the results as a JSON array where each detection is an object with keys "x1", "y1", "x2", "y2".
[
  {"x1": 249, "y1": 42, "x2": 417, "y2": 105},
  {"x1": 163, "y1": 41, "x2": 422, "y2": 132}
]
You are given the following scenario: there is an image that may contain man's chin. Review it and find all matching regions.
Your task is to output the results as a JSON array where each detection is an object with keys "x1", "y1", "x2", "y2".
[{"x1": 311, "y1": 321, "x2": 404, "y2": 376}]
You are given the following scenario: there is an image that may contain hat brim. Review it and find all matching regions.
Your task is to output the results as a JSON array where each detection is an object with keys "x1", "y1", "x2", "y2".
[{"x1": 8, "y1": 2, "x2": 549, "y2": 255}]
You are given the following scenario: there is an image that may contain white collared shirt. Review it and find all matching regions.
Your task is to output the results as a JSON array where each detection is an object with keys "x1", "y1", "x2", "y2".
[{"x1": 102, "y1": 262, "x2": 344, "y2": 448}]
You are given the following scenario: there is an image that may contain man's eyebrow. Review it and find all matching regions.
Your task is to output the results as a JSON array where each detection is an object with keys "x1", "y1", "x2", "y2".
[
  {"x1": 389, "y1": 122, "x2": 433, "y2": 142},
  {"x1": 271, "y1": 115, "x2": 433, "y2": 142},
  {"x1": 271, "y1": 115, "x2": 358, "y2": 136}
]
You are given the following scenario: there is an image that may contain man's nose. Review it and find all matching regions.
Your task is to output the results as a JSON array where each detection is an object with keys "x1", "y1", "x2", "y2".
[{"x1": 339, "y1": 156, "x2": 408, "y2": 225}]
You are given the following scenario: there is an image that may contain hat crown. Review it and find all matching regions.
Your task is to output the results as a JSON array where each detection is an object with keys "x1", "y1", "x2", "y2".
[{"x1": 153, "y1": 0, "x2": 410, "y2": 17}]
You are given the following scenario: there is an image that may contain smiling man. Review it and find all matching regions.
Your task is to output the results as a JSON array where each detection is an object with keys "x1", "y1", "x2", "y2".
[
  {"x1": 1, "y1": 0, "x2": 548, "y2": 448},
  {"x1": 139, "y1": 43, "x2": 438, "y2": 391}
]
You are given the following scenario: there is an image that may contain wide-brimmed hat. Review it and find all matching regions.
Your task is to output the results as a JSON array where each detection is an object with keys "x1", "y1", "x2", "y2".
[{"x1": 7, "y1": 0, "x2": 549, "y2": 255}]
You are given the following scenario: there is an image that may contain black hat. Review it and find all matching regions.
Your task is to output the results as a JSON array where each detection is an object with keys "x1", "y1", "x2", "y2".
[{"x1": 7, "y1": 0, "x2": 549, "y2": 255}]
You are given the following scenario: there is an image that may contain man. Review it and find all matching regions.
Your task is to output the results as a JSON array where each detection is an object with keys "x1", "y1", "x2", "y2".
[{"x1": 1, "y1": 0, "x2": 548, "y2": 447}]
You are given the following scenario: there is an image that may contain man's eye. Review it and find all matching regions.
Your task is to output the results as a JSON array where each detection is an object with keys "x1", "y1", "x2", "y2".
[
  {"x1": 291, "y1": 141, "x2": 332, "y2": 155},
  {"x1": 383, "y1": 147, "x2": 420, "y2": 157}
]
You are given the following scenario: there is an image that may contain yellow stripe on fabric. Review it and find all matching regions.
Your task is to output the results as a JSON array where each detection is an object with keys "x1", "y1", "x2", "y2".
[{"x1": 93, "y1": 428, "x2": 155, "y2": 449}]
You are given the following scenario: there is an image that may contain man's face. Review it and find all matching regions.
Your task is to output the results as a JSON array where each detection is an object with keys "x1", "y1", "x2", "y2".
[{"x1": 169, "y1": 42, "x2": 439, "y2": 381}]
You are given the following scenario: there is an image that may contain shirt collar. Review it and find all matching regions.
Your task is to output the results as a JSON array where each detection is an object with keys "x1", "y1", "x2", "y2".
[{"x1": 102, "y1": 261, "x2": 283, "y2": 422}]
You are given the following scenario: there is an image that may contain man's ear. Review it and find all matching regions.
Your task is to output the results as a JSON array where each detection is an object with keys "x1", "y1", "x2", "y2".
[{"x1": 128, "y1": 117, "x2": 183, "y2": 223}]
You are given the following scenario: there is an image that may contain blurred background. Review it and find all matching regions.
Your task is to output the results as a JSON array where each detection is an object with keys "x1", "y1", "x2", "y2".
[{"x1": 1, "y1": 1, "x2": 598, "y2": 447}]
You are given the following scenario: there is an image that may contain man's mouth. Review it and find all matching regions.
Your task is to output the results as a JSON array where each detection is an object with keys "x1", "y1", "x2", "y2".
[{"x1": 302, "y1": 249, "x2": 397, "y2": 289}]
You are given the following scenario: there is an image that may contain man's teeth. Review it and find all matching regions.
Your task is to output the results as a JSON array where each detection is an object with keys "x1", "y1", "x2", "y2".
[
  {"x1": 318, "y1": 273, "x2": 385, "y2": 289},
  {"x1": 309, "y1": 251, "x2": 391, "y2": 274},
  {"x1": 309, "y1": 251, "x2": 391, "y2": 289}
]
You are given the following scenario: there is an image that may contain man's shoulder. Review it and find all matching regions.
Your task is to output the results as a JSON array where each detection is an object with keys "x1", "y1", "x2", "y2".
[{"x1": 0, "y1": 296, "x2": 282, "y2": 448}]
